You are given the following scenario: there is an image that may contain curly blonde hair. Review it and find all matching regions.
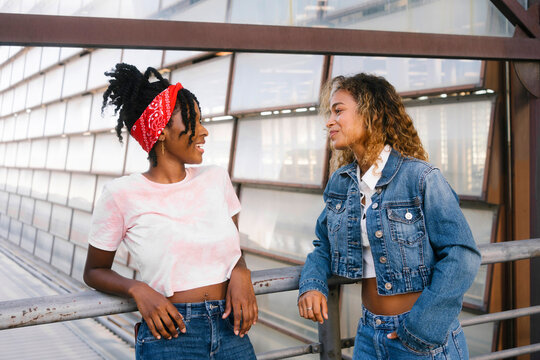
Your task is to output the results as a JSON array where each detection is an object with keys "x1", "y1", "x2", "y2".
[{"x1": 320, "y1": 73, "x2": 428, "y2": 174}]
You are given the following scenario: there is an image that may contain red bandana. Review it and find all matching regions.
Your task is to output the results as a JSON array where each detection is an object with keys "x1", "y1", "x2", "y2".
[{"x1": 130, "y1": 83, "x2": 183, "y2": 153}]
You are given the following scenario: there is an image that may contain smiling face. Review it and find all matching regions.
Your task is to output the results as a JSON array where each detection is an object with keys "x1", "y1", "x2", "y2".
[
  {"x1": 327, "y1": 89, "x2": 367, "y2": 156},
  {"x1": 161, "y1": 101, "x2": 208, "y2": 165}
]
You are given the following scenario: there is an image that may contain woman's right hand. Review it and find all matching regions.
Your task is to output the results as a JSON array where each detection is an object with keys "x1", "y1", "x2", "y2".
[
  {"x1": 130, "y1": 282, "x2": 186, "y2": 340},
  {"x1": 298, "y1": 290, "x2": 328, "y2": 324}
]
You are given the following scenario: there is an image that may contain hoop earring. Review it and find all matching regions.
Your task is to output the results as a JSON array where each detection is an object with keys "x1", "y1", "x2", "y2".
[{"x1": 161, "y1": 141, "x2": 165, "y2": 155}]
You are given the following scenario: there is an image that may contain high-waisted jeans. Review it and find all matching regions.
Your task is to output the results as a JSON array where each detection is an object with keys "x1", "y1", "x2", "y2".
[
  {"x1": 353, "y1": 306, "x2": 469, "y2": 360},
  {"x1": 135, "y1": 300, "x2": 256, "y2": 360}
]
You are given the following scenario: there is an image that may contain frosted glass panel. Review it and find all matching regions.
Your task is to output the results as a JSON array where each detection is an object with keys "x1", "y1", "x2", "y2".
[
  {"x1": 33, "y1": 200, "x2": 52, "y2": 231},
  {"x1": 42, "y1": 66, "x2": 64, "y2": 103},
  {"x1": 163, "y1": 50, "x2": 205, "y2": 67},
  {"x1": 234, "y1": 114, "x2": 326, "y2": 185},
  {"x1": 239, "y1": 187, "x2": 323, "y2": 261},
  {"x1": 61, "y1": 54, "x2": 90, "y2": 97},
  {"x1": 12, "y1": 83, "x2": 27, "y2": 112},
  {"x1": 45, "y1": 137, "x2": 68, "y2": 170},
  {"x1": 50, "y1": 204, "x2": 72, "y2": 239},
  {"x1": 0, "y1": 214, "x2": 9, "y2": 238},
  {"x1": 89, "y1": 92, "x2": 117, "y2": 131},
  {"x1": 20, "y1": 224, "x2": 36, "y2": 253},
  {"x1": 332, "y1": 57, "x2": 483, "y2": 94},
  {"x1": 15, "y1": 141, "x2": 31, "y2": 167},
  {"x1": 8, "y1": 219, "x2": 22, "y2": 244},
  {"x1": 0, "y1": 191, "x2": 7, "y2": 212},
  {"x1": 29, "y1": 138, "x2": 48, "y2": 168},
  {"x1": 91, "y1": 132, "x2": 127, "y2": 174},
  {"x1": 1, "y1": 89, "x2": 13, "y2": 116},
  {"x1": 124, "y1": 136, "x2": 149, "y2": 174},
  {"x1": 13, "y1": 112, "x2": 29, "y2": 140},
  {"x1": 24, "y1": 47, "x2": 42, "y2": 78},
  {"x1": 462, "y1": 206, "x2": 496, "y2": 308},
  {"x1": 122, "y1": 49, "x2": 163, "y2": 71},
  {"x1": 407, "y1": 99, "x2": 492, "y2": 197},
  {"x1": 17, "y1": 169, "x2": 32, "y2": 196},
  {"x1": 21, "y1": 197, "x2": 36, "y2": 224},
  {"x1": 64, "y1": 95, "x2": 92, "y2": 133},
  {"x1": 199, "y1": 121, "x2": 234, "y2": 169},
  {"x1": 51, "y1": 236, "x2": 75, "y2": 275},
  {"x1": 27, "y1": 107, "x2": 46, "y2": 138},
  {"x1": 2, "y1": 116, "x2": 15, "y2": 141},
  {"x1": 68, "y1": 173, "x2": 96, "y2": 212},
  {"x1": 25, "y1": 75, "x2": 44, "y2": 108},
  {"x1": 40, "y1": 47, "x2": 60, "y2": 70},
  {"x1": 87, "y1": 49, "x2": 122, "y2": 90},
  {"x1": 70, "y1": 210, "x2": 92, "y2": 247},
  {"x1": 35, "y1": 229, "x2": 53, "y2": 262},
  {"x1": 4, "y1": 142, "x2": 17, "y2": 167},
  {"x1": 31, "y1": 170, "x2": 50, "y2": 200},
  {"x1": 43, "y1": 102, "x2": 66, "y2": 136},
  {"x1": 166, "y1": 0, "x2": 227, "y2": 22},
  {"x1": 48, "y1": 171, "x2": 70, "y2": 204},
  {"x1": 7, "y1": 193, "x2": 21, "y2": 217},
  {"x1": 170, "y1": 55, "x2": 230, "y2": 117},
  {"x1": 230, "y1": 53, "x2": 324, "y2": 112},
  {"x1": 66, "y1": 135, "x2": 94, "y2": 172}
]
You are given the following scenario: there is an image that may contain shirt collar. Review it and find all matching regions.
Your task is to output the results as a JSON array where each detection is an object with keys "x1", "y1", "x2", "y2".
[{"x1": 357, "y1": 145, "x2": 392, "y2": 191}]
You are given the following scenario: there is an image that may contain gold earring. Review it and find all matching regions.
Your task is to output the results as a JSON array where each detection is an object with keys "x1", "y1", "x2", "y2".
[{"x1": 161, "y1": 141, "x2": 165, "y2": 155}]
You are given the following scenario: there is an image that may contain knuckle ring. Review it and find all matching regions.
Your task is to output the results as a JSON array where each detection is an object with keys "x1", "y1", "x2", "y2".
[{"x1": 306, "y1": 307, "x2": 312, "y2": 310}]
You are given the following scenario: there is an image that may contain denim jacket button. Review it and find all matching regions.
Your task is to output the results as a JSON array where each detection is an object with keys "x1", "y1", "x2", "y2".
[
  {"x1": 379, "y1": 256, "x2": 387, "y2": 264},
  {"x1": 375, "y1": 319, "x2": 382, "y2": 325},
  {"x1": 405, "y1": 212, "x2": 413, "y2": 220},
  {"x1": 336, "y1": 203, "x2": 341, "y2": 210},
  {"x1": 372, "y1": 203, "x2": 378, "y2": 210},
  {"x1": 385, "y1": 282, "x2": 392, "y2": 290},
  {"x1": 376, "y1": 187, "x2": 382, "y2": 194},
  {"x1": 375, "y1": 230, "x2": 383, "y2": 238}
]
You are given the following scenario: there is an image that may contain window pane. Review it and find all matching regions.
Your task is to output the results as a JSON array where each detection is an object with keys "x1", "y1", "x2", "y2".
[
  {"x1": 462, "y1": 205, "x2": 497, "y2": 308},
  {"x1": 48, "y1": 171, "x2": 70, "y2": 204},
  {"x1": 91, "y1": 132, "x2": 127, "y2": 174},
  {"x1": 332, "y1": 57, "x2": 483, "y2": 94},
  {"x1": 40, "y1": 47, "x2": 60, "y2": 70},
  {"x1": 13, "y1": 112, "x2": 29, "y2": 140},
  {"x1": 50, "y1": 204, "x2": 72, "y2": 239},
  {"x1": 408, "y1": 98, "x2": 493, "y2": 197},
  {"x1": 45, "y1": 137, "x2": 68, "y2": 170},
  {"x1": 17, "y1": 169, "x2": 32, "y2": 196},
  {"x1": 89, "y1": 92, "x2": 116, "y2": 132},
  {"x1": 61, "y1": 54, "x2": 90, "y2": 98},
  {"x1": 31, "y1": 170, "x2": 50, "y2": 200},
  {"x1": 170, "y1": 55, "x2": 231, "y2": 117},
  {"x1": 51, "y1": 236, "x2": 74, "y2": 275},
  {"x1": 70, "y1": 209, "x2": 92, "y2": 247},
  {"x1": 7, "y1": 193, "x2": 21, "y2": 217},
  {"x1": 59, "y1": 47, "x2": 83, "y2": 62},
  {"x1": 121, "y1": 49, "x2": 163, "y2": 71},
  {"x1": 19, "y1": 196, "x2": 35, "y2": 224},
  {"x1": 44, "y1": 102, "x2": 67, "y2": 136},
  {"x1": 27, "y1": 107, "x2": 46, "y2": 138},
  {"x1": 42, "y1": 65, "x2": 65, "y2": 103},
  {"x1": 15, "y1": 140, "x2": 31, "y2": 168},
  {"x1": 199, "y1": 120, "x2": 234, "y2": 169},
  {"x1": 68, "y1": 173, "x2": 96, "y2": 212},
  {"x1": 64, "y1": 95, "x2": 92, "y2": 133},
  {"x1": 5, "y1": 142, "x2": 17, "y2": 167},
  {"x1": 163, "y1": 50, "x2": 206, "y2": 67},
  {"x1": 35, "y1": 229, "x2": 53, "y2": 262},
  {"x1": 87, "y1": 49, "x2": 122, "y2": 90},
  {"x1": 12, "y1": 83, "x2": 27, "y2": 112},
  {"x1": 33, "y1": 200, "x2": 51, "y2": 231},
  {"x1": 66, "y1": 134, "x2": 94, "y2": 172},
  {"x1": 24, "y1": 47, "x2": 42, "y2": 78},
  {"x1": 25, "y1": 75, "x2": 45, "y2": 109},
  {"x1": 165, "y1": 0, "x2": 227, "y2": 22},
  {"x1": 2, "y1": 116, "x2": 15, "y2": 141},
  {"x1": 231, "y1": 53, "x2": 324, "y2": 113},
  {"x1": 124, "y1": 135, "x2": 149, "y2": 174},
  {"x1": 29, "y1": 138, "x2": 48, "y2": 168},
  {"x1": 234, "y1": 114, "x2": 326, "y2": 185},
  {"x1": 20, "y1": 224, "x2": 36, "y2": 253},
  {"x1": 239, "y1": 186, "x2": 323, "y2": 261}
]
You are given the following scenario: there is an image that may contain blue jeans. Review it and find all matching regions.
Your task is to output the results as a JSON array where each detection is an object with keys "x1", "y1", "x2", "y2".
[
  {"x1": 353, "y1": 306, "x2": 469, "y2": 359},
  {"x1": 135, "y1": 300, "x2": 256, "y2": 360}
]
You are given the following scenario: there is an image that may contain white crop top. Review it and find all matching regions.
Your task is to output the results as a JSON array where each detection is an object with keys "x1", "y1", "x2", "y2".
[{"x1": 88, "y1": 165, "x2": 242, "y2": 297}]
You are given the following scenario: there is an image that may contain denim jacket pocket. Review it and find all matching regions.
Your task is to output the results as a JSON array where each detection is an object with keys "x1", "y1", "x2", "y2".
[
  {"x1": 387, "y1": 206, "x2": 425, "y2": 245},
  {"x1": 326, "y1": 196, "x2": 346, "y2": 233}
]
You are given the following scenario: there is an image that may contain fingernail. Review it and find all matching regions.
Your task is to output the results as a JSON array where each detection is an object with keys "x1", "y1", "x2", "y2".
[
  {"x1": 235, "y1": 330, "x2": 239, "y2": 335},
  {"x1": 181, "y1": 328, "x2": 186, "y2": 333},
  {"x1": 157, "y1": 335, "x2": 161, "y2": 339}
]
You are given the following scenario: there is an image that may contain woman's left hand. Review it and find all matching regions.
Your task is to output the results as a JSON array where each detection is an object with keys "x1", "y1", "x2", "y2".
[{"x1": 223, "y1": 262, "x2": 258, "y2": 337}]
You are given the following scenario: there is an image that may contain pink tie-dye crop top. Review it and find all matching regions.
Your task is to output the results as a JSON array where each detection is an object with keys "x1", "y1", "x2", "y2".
[{"x1": 88, "y1": 165, "x2": 242, "y2": 297}]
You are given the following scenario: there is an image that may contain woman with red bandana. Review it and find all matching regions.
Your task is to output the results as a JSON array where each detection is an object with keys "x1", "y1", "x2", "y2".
[{"x1": 83, "y1": 63, "x2": 257, "y2": 360}]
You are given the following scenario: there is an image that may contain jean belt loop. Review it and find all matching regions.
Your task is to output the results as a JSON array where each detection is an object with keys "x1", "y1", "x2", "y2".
[{"x1": 186, "y1": 303, "x2": 191, "y2": 321}]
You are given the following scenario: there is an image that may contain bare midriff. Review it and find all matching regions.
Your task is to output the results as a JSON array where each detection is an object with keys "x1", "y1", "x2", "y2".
[
  {"x1": 167, "y1": 280, "x2": 229, "y2": 303},
  {"x1": 361, "y1": 277, "x2": 421, "y2": 315}
]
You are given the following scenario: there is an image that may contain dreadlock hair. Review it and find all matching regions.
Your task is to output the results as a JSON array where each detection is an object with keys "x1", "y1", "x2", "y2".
[
  {"x1": 319, "y1": 73, "x2": 428, "y2": 174},
  {"x1": 102, "y1": 63, "x2": 201, "y2": 167}
]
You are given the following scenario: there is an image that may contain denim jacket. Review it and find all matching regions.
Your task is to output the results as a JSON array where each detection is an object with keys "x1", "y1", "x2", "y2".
[{"x1": 299, "y1": 148, "x2": 481, "y2": 353}]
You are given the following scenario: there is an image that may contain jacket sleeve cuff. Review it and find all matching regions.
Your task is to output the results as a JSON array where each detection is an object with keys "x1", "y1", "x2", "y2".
[
  {"x1": 397, "y1": 322, "x2": 440, "y2": 353},
  {"x1": 298, "y1": 278, "x2": 328, "y2": 301}
]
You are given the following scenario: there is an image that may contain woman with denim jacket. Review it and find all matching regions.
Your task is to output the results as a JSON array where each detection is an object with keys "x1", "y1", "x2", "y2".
[{"x1": 298, "y1": 73, "x2": 481, "y2": 359}]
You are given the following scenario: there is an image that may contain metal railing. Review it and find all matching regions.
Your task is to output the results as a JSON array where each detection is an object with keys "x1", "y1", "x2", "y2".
[{"x1": 1, "y1": 239, "x2": 540, "y2": 359}]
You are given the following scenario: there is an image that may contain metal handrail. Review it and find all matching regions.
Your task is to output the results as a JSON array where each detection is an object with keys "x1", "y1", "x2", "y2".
[{"x1": 1, "y1": 239, "x2": 539, "y2": 359}]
